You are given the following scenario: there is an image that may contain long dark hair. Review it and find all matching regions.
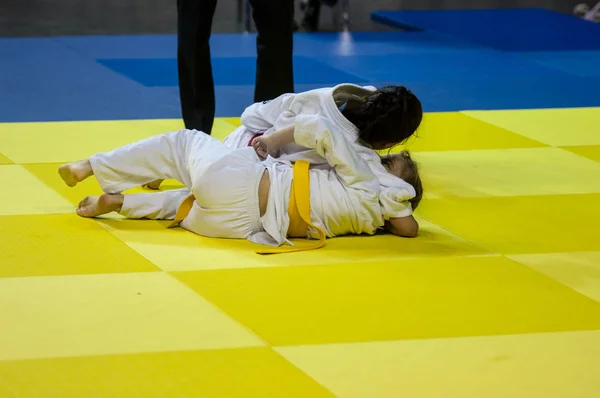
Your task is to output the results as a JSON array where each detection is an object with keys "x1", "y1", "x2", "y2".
[{"x1": 341, "y1": 86, "x2": 422, "y2": 149}]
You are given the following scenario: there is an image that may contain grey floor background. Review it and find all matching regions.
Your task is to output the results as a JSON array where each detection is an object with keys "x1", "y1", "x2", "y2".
[{"x1": 0, "y1": 0, "x2": 582, "y2": 37}]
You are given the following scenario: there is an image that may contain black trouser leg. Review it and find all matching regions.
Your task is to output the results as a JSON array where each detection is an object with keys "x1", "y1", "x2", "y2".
[
  {"x1": 177, "y1": 0, "x2": 218, "y2": 134},
  {"x1": 249, "y1": 0, "x2": 295, "y2": 102}
]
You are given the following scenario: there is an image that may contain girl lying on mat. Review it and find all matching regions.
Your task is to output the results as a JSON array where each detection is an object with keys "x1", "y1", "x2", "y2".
[{"x1": 58, "y1": 119, "x2": 423, "y2": 254}]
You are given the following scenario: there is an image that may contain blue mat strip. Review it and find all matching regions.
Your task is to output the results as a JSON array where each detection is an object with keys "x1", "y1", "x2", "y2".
[{"x1": 2, "y1": 26, "x2": 600, "y2": 122}]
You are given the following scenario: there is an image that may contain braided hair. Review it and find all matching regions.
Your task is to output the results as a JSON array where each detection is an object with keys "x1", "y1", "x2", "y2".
[{"x1": 341, "y1": 86, "x2": 422, "y2": 150}]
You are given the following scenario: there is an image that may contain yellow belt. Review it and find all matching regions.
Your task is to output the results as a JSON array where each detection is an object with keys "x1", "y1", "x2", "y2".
[
  {"x1": 168, "y1": 160, "x2": 326, "y2": 254},
  {"x1": 257, "y1": 160, "x2": 326, "y2": 254},
  {"x1": 168, "y1": 195, "x2": 195, "y2": 229}
]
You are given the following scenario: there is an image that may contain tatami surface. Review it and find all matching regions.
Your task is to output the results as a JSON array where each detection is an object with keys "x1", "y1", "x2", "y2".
[
  {"x1": 1, "y1": 8, "x2": 600, "y2": 396},
  {"x1": 1, "y1": 109, "x2": 600, "y2": 396}
]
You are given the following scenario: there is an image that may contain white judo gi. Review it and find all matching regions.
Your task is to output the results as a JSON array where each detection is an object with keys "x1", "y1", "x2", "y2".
[
  {"x1": 91, "y1": 116, "x2": 387, "y2": 247},
  {"x1": 225, "y1": 83, "x2": 417, "y2": 220}
]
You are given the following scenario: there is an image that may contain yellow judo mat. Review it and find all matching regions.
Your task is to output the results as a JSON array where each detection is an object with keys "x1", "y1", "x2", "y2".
[{"x1": 1, "y1": 109, "x2": 600, "y2": 397}]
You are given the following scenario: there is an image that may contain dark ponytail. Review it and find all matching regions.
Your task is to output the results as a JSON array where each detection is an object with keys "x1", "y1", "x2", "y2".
[{"x1": 341, "y1": 86, "x2": 422, "y2": 149}]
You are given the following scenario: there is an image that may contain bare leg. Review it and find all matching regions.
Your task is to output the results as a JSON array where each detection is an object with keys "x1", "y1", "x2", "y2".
[
  {"x1": 58, "y1": 159, "x2": 94, "y2": 187},
  {"x1": 77, "y1": 193, "x2": 124, "y2": 218}
]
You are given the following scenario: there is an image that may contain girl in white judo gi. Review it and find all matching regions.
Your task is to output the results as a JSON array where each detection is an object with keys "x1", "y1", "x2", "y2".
[
  {"x1": 145, "y1": 83, "x2": 423, "y2": 193},
  {"x1": 59, "y1": 116, "x2": 423, "y2": 250}
]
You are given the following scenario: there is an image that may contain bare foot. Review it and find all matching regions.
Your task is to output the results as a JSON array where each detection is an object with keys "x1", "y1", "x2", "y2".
[
  {"x1": 59, "y1": 160, "x2": 93, "y2": 187},
  {"x1": 76, "y1": 193, "x2": 124, "y2": 218},
  {"x1": 143, "y1": 179, "x2": 163, "y2": 190}
]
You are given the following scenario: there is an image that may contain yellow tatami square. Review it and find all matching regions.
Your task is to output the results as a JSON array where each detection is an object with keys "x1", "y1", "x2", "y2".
[
  {"x1": 464, "y1": 107, "x2": 600, "y2": 146},
  {"x1": 151, "y1": 117, "x2": 239, "y2": 141},
  {"x1": 172, "y1": 256, "x2": 600, "y2": 346},
  {"x1": 0, "y1": 347, "x2": 333, "y2": 398},
  {"x1": 276, "y1": 330, "x2": 600, "y2": 398},
  {"x1": 416, "y1": 147, "x2": 600, "y2": 197},
  {"x1": 0, "y1": 214, "x2": 158, "y2": 278},
  {"x1": 0, "y1": 118, "x2": 238, "y2": 164},
  {"x1": 0, "y1": 152, "x2": 13, "y2": 164},
  {"x1": 98, "y1": 217, "x2": 490, "y2": 271},
  {"x1": 0, "y1": 165, "x2": 72, "y2": 215},
  {"x1": 0, "y1": 120, "x2": 164, "y2": 164},
  {"x1": 222, "y1": 117, "x2": 242, "y2": 127},
  {"x1": 398, "y1": 112, "x2": 545, "y2": 153},
  {"x1": 0, "y1": 272, "x2": 263, "y2": 361},
  {"x1": 509, "y1": 252, "x2": 600, "y2": 303},
  {"x1": 561, "y1": 145, "x2": 600, "y2": 163},
  {"x1": 418, "y1": 194, "x2": 600, "y2": 254},
  {"x1": 91, "y1": 117, "x2": 238, "y2": 140},
  {"x1": 212, "y1": 118, "x2": 242, "y2": 140}
]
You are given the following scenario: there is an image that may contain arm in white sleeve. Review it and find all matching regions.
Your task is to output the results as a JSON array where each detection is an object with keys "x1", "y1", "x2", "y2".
[
  {"x1": 353, "y1": 145, "x2": 417, "y2": 220},
  {"x1": 379, "y1": 185, "x2": 413, "y2": 218},
  {"x1": 240, "y1": 93, "x2": 296, "y2": 132},
  {"x1": 370, "y1": 155, "x2": 416, "y2": 219},
  {"x1": 223, "y1": 126, "x2": 254, "y2": 149},
  {"x1": 293, "y1": 114, "x2": 380, "y2": 197}
]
